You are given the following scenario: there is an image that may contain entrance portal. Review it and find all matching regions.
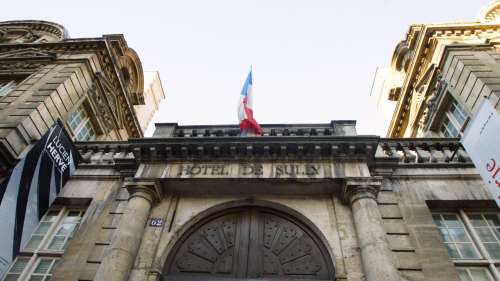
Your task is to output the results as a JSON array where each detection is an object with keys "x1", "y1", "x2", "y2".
[{"x1": 163, "y1": 207, "x2": 335, "y2": 280}]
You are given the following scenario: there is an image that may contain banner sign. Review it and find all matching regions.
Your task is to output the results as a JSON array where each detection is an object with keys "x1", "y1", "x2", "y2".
[
  {"x1": 0, "y1": 120, "x2": 80, "y2": 278},
  {"x1": 462, "y1": 99, "x2": 500, "y2": 207}
]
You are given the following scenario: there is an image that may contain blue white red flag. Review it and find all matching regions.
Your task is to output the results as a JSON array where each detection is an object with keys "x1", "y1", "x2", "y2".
[{"x1": 238, "y1": 69, "x2": 262, "y2": 135}]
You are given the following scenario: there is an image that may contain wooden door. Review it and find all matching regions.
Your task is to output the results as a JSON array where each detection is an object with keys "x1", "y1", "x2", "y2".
[{"x1": 164, "y1": 207, "x2": 334, "y2": 281}]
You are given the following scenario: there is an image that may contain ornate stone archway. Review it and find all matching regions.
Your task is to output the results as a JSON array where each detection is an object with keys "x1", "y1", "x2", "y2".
[{"x1": 163, "y1": 206, "x2": 335, "y2": 281}]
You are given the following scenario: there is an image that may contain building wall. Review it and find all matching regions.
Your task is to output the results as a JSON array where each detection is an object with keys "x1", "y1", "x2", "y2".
[
  {"x1": 441, "y1": 48, "x2": 500, "y2": 114},
  {"x1": 39, "y1": 136, "x2": 495, "y2": 281},
  {"x1": 134, "y1": 71, "x2": 165, "y2": 133}
]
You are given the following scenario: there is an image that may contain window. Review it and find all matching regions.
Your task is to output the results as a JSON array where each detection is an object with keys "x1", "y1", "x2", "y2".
[
  {"x1": 432, "y1": 211, "x2": 500, "y2": 280},
  {"x1": 66, "y1": 106, "x2": 96, "y2": 141},
  {"x1": 439, "y1": 100, "x2": 468, "y2": 137},
  {"x1": 2, "y1": 208, "x2": 84, "y2": 281},
  {"x1": 0, "y1": 81, "x2": 16, "y2": 97},
  {"x1": 457, "y1": 267, "x2": 495, "y2": 281}
]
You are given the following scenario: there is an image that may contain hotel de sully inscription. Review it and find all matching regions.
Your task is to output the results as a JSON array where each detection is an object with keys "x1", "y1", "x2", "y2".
[
  {"x1": 176, "y1": 163, "x2": 321, "y2": 177},
  {"x1": 144, "y1": 161, "x2": 369, "y2": 179}
]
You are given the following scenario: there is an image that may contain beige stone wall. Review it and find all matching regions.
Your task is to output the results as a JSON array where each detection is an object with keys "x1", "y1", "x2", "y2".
[
  {"x1": 50, "y1": 167, "x2": 125, "y2": 281},
  {"x1": 380, "y1": 168, "x2": 492, "y2": 281},
  {"x1": 141, "y1": 194, "x2": 362, "y2": 281},
  {"x1": 134, "y1": 71, "x2": 165, "y2": 133},
  {"x1": 46, "y1": 147, "x2": 494, "y2": 281},
  {"x1": 441, "y1": 48, "x2": 500, "y2": 114},
  {"x1": 0, "y1": 60, "x2": 93, "y2": 159}
]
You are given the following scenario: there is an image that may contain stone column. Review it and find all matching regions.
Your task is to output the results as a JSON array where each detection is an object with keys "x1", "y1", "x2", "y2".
[
  {"x1": 343, "y1": 179, "x2": 400, "y2": 281},
  {"x1": 94, "y1": 181, "x2": 162, "y2": 281}
]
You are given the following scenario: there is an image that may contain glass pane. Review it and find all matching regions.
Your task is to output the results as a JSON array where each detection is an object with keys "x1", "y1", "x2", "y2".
[
  {"x1": 445, "y1": 243, "x2": 460, "y2": 259},
  {"x1": 449, "y1": 228, "x2": 470, "y2": 242},
  {"x1": 25, "y1": 235, "x2": 43, "y2": 250},
  {"x1": 476, "y1": 228, "x2": 496, "y2": 242},
  {"x1": 48, "y1": 236, "x2": 65, "y2": 250},
  {"x1": 439, "y1": 228, "x2": 451, "y2": 242},
  {"x1": 28, "y1": 276, "x2": 44, "y2": 281},
  {"x1": 10, "y1": 258, "x2": 29, "y2": 273},
  {"x1": 49, "y1": 260, "x2": 59, "y2": 273},
  {"x1": 456, "y1": 244, "x2": 480, "y2": 259},
  {"x1": 34, "y1": 260, "x2": 52, "y2": 274},
  {"x1": 67, "y1": 211, "x2": 81, "y2": 217},
  {"x1": 469, "y1": 268, "x2": 492, "y2": 281},
  {"x1": 484, "y1": 215, "x2": 500, "y2": 227},
  {"x1": 44, "y1": 210, "x2": 60, "y2": 221},
  {"x1": 56, "y1": 224, "x2": 75, "y2": 236},
  {"x1": 457, "y1": 268, "x2": 472, "y2": 281},
  {"x1": 4, "y1": 274, "x2": 21, "y2": 281},
  {"x1": 34, "y1": 222, "x2": 52, "y2": 235},
  {"x1": 469, "y1": 215, "x2": 488, "y2": 227},
  {"x1": 484, "y1": 243, "x2": 500, "y2": 259},
  {"x1": 443, "y1": 214, "x2": 461, "y2": 227},
  {"x1": 433, "y1": 215, "x2": 443, "y2": 227}
]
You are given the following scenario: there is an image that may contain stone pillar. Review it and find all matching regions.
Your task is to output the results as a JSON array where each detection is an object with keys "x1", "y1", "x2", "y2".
[
  {"x1": 94, "y1": 181, "x2": 162, "y2": 281},
  {"x1": 343, "y1": 179, "x2": 400, "y2": 281}
]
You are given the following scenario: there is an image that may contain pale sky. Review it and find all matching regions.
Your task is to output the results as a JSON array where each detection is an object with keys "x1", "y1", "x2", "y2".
[{"x1": 3, "y1": 0, "x2": 493, "y2": 136}]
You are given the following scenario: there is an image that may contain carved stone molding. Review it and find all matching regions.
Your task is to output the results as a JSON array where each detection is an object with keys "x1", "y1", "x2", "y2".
[
  {"x1": 0, "y1": 20, "x2": 67, "y2": 44},
  {"x1": 342, "y1": 177, "x2": 382, "y2": 205},
  {"x1": 125, "y1": 180, "x2": 163, "y2": 204}
]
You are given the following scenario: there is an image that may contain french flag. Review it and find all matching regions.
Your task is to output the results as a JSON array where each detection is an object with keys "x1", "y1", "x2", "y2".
[{"x1": 238, "y1": 69, "x2": 262, "y2": 136}]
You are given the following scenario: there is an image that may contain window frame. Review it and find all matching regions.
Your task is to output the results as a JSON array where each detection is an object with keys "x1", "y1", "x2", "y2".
[
  {"x1": 432, "y1": 209, "x2": 500, "y2": 281},
  {"x1": 1, "y1": 207, "x2": 84, "y2": 281},
  {"x1": 0, "y1": 81, "x2": 17, "y2": 97},
  {"x1": 438, "y1": 99, "x2": 469, "y2": 137},
  {"x1": 66, "y1": 105, "x2": 97, "y2": 142}
]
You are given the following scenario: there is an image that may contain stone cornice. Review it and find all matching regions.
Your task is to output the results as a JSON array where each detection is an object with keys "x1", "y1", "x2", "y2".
[
  {"x1": 74, "y1": 137, "x2": 474, "y2": 170},
  {"x1": 388, "y1": 22, "x2": 500, "y2": 137},
  {"x1": 0, "y1": 37, "x2": 143, "y2": 138}
]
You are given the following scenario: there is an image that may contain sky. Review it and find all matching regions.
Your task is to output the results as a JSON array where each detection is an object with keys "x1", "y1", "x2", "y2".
[{"x1": 3, "y1": 0, "x2": 493, "y2": 136}]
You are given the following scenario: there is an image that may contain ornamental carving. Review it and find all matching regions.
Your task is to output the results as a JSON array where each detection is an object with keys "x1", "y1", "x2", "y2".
[
  {"x1": 0, "y1": 20, "x2": 66, "y2": 44},
  {"x1": 165, "y1": 208, "x2": 334, "y2": 280},
  {"x1": 88, "y1": 84, "x2": 115, "y2": 132}
]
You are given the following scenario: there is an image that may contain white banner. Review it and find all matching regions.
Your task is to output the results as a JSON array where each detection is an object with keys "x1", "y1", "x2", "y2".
[{"x1": 462, "y1": 99, "x2": 500, "y2": 207}]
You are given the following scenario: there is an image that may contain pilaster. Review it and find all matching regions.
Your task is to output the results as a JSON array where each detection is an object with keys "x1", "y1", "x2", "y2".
[
  {"x1": 94, "y1": 180, "x2": 162, "y2": 281},
  {"x1": 343, "y1": 177, "x2": 401, "y2": 281}
]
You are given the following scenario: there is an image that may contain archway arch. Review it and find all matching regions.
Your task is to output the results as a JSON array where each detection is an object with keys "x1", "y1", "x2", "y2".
[{"x1": 163, "y1": 201, "x2": 335, "y2": 281}]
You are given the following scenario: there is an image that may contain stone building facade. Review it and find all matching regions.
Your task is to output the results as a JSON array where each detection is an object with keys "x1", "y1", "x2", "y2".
[
  {"x1": 373, "y1": 1, "x2": 500, "y2": 138},
  {"x1": 0, "y1": 20, "x2": 165, "y2": 178},
  {"x1": 32, "y1": 122, "x2": 493, "y2": 281},
  {"x1": 1, "y1": 3, "x2": 499, "y2": 281}
]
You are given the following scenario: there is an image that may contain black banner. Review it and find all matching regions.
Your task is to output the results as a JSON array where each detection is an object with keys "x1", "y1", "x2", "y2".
[{"x1": 0, "y1": 120, "x2": 80, "y2": 277}]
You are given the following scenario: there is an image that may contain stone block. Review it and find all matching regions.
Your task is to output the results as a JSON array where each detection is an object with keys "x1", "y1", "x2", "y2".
[
  {"x1": 96, "y1": 228, "x2": 114, "y2": 245},
  {"x1": 411, "y1": 226, "x2": 445, "y2": 249},
  {"x1": 394, "y1": 251, "x2": 421, "y2": 270},
  {"x1": 88, "y1": 244, "x2": 108, "y2": 263},
  {"x1": 387, "y1": 234, "x2": 414, "y2": 251},
  {"x1": 78, "y1": 262, "x2": 99, "y2": 281},
  {"x1": 378, "y1": 205, "x2": 402, "y2": 219},
  {"x1": 382, "y1": 219, "x2": 408, "y2": 234},
  {"x1": 102, "y1": 213, "x2": 122, "y2": 228},
  {"x1": 377, "y1": 191, "x2": 398, "y2": 204},
  {"x1": 116, "y1": 188, "x2": 130, "y2": 201},
  {"x1": 399, "y1": 269, "x2": 425, "y2": 281},
  {"x1": 400, "y1": 204, "x2": 433, "y2": 225}
]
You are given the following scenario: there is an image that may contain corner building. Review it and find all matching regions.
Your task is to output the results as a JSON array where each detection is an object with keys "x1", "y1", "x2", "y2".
[{"x1": 1, "y1": 4, "x2": 499, "y2": 281}]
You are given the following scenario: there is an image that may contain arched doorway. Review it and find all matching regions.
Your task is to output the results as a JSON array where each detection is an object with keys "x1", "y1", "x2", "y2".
[{"x1": 163, "y1": 206, "x2": 335, "y2": 281}]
